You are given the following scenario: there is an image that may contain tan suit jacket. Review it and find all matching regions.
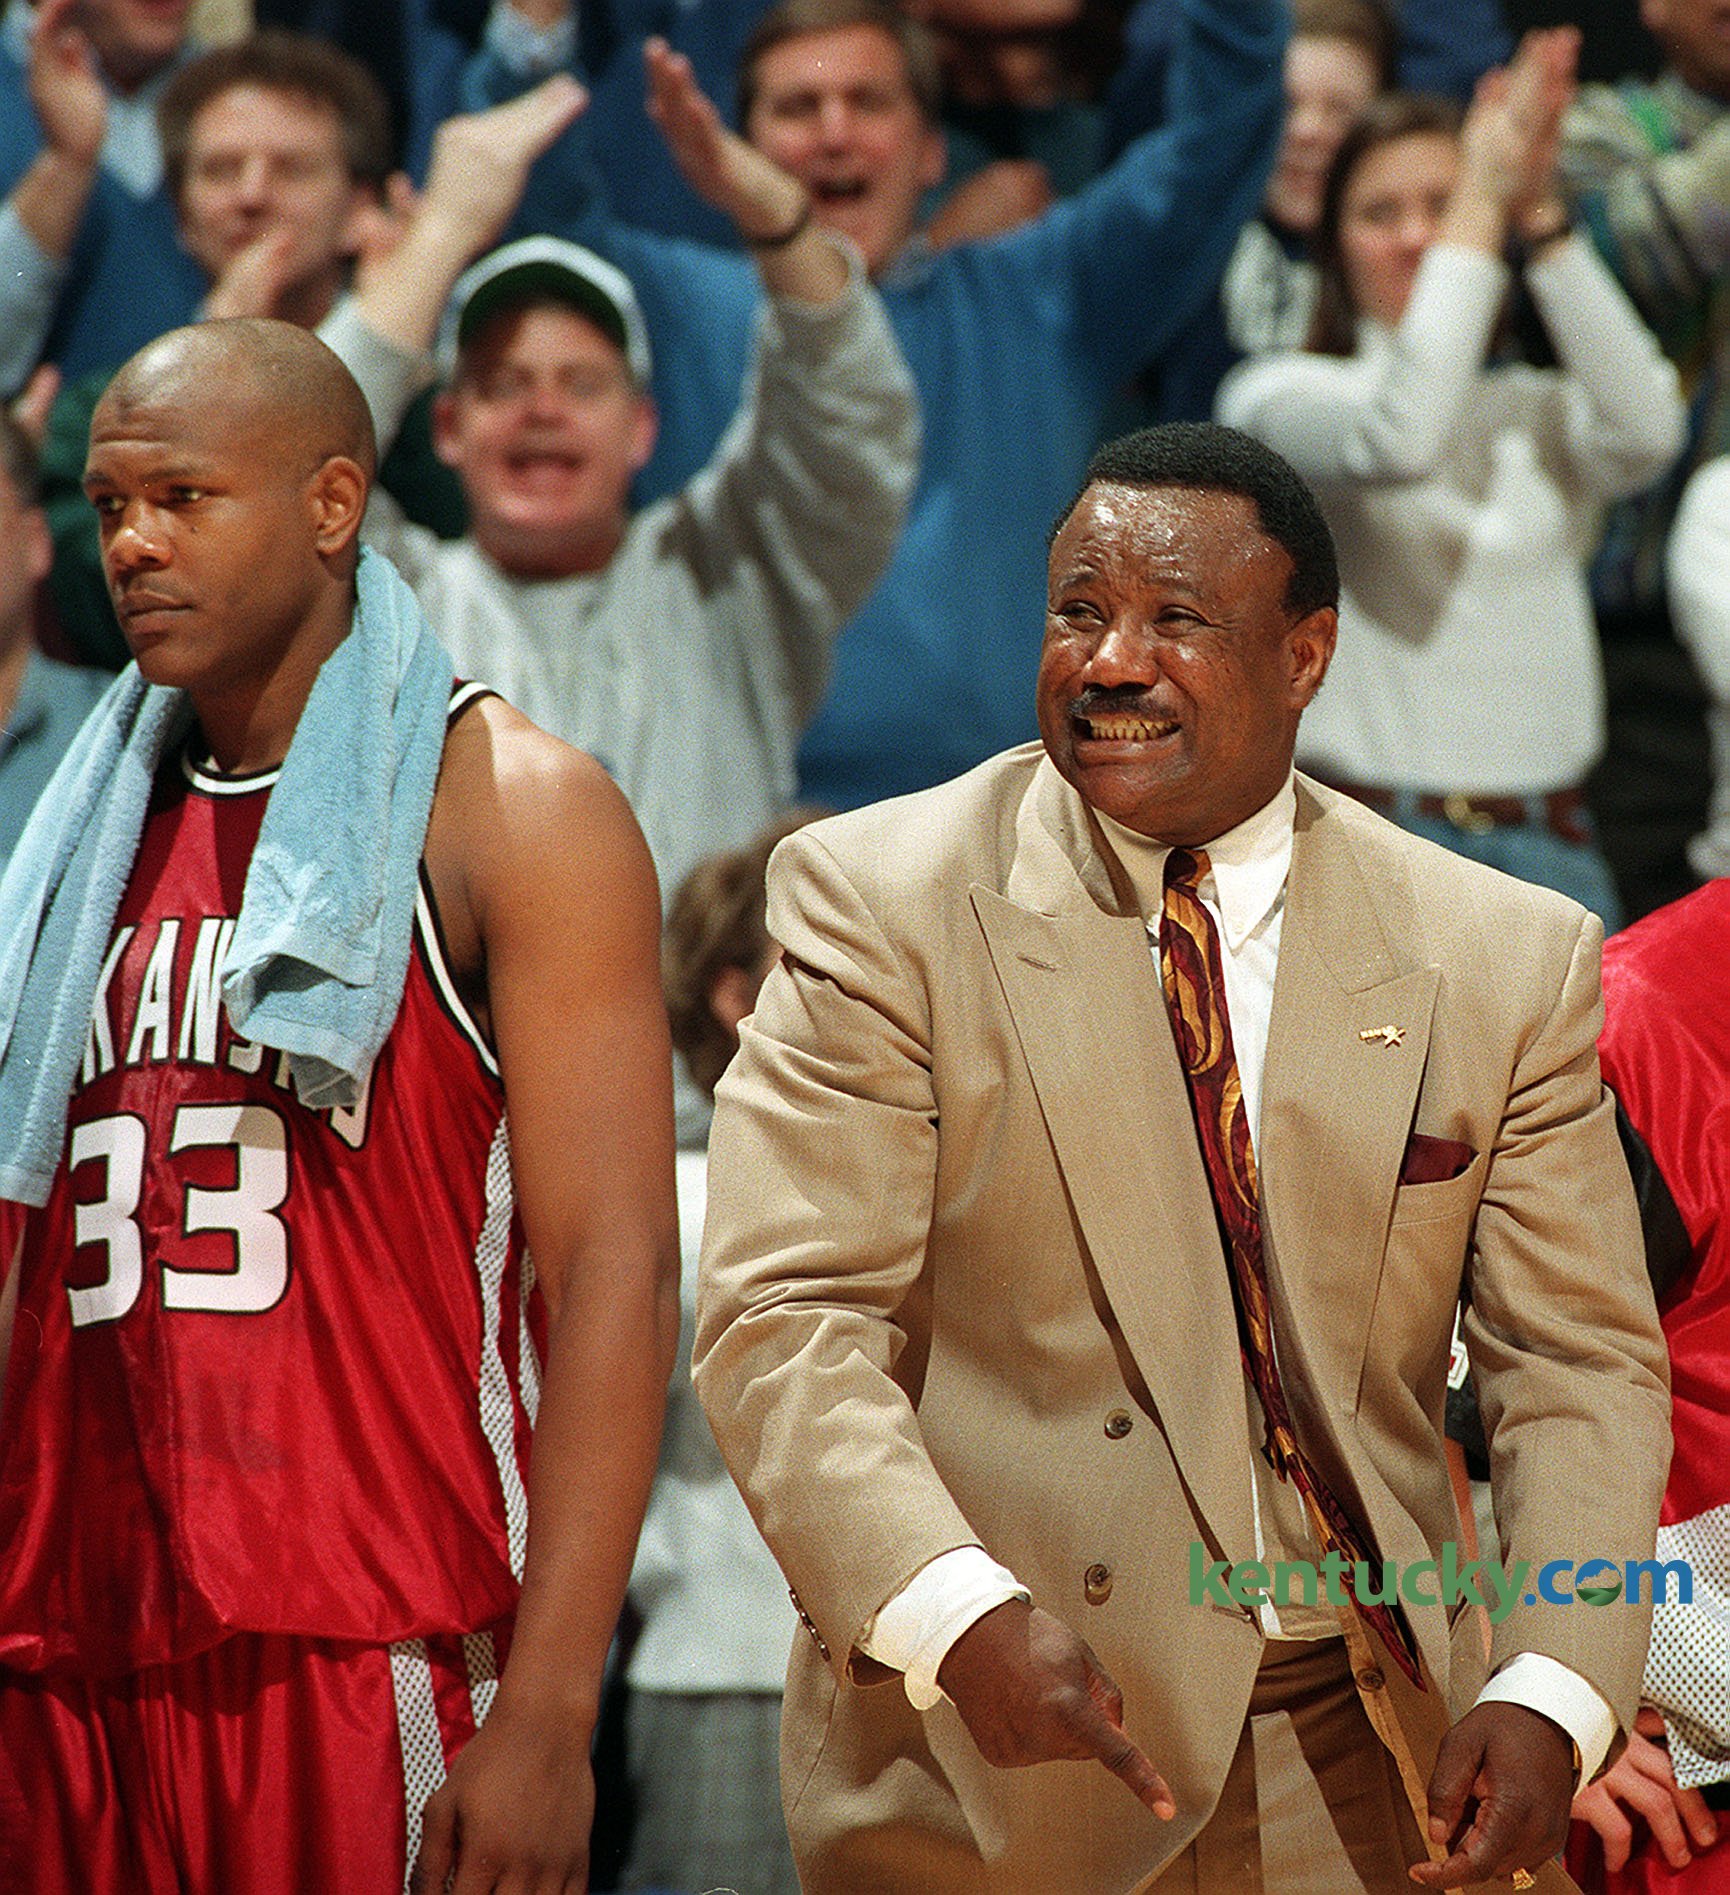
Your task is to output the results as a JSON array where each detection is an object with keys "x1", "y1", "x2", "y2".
[{"x1": 694, "y1": 748, "x2": 1671, "y2": 1893}]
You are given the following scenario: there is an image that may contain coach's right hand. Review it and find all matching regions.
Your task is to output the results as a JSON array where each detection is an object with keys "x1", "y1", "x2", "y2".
[{"x1": 936, "y1": 1599, "x2": 1177, "y2": 1817}]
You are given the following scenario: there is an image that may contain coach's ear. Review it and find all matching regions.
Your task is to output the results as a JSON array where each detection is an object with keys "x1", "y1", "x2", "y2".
[
  {"x1": 307, "y1": 454, "x2": 369, "y2": 558},
  {"x1": 1287, "y1": 604, "x2": 1336, "y2": 710}
]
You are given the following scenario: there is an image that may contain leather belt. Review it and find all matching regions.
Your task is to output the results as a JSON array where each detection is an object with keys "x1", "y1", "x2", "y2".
[{"x1": 1325, "y1": 782, "x2": 1594, "y2": 847}]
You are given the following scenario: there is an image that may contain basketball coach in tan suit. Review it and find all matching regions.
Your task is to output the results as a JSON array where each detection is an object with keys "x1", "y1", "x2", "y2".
[{"x1": 693, "y1": 424, "x2": 1672, "y2": 1893}]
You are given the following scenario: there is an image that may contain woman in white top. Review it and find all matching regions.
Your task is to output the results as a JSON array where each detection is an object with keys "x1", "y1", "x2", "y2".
[{"x1": 1218, "y1": 28, "x2": 1683, "y2": 927}]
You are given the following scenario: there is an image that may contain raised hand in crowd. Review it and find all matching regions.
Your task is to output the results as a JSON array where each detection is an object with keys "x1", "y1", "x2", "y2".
[
  {"x1": 201, "y1": 227, "x2": 304, "y2": 323},
  {"x1": 1443, "y1": 25, "x2": 1578, "y2": 255},
  {"x1": 11, "y1": 0, "x2": 108, "y2": 267},
  {"x1": 348, "y1": 74, "x2": 586, "y2": 353},
  {"x1": 644, "y1": 36, "x2": 848, "y2": 302},
  {"x1": 1501, "y1": 26, "x2": 1578, "y2": 248},
  {"x1": 6, "y1": 364, "x2": 60, "y2": 450}
]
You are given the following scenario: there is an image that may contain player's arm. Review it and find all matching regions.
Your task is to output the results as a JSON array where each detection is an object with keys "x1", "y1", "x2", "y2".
[
  {"x1": 1572, "y1": 1708, "x2": 1720, "y2": 1875},
  {"x1": 414, "y1": 698, "x2": 679, "y2": 1892}
]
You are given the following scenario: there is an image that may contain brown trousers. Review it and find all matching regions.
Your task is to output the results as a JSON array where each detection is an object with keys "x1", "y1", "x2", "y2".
[{"x1": 1156, "y1": 1637, "x2": 1434, "y2": 1894}]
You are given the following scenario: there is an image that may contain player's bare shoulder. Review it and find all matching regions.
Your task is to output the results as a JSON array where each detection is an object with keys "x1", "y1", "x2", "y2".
[
  {"x1": 435, "y1": 692, "x2": 644, "y2": 861},
  {"x1": 424, "y1": 694, "x2": 660, "y2": 1000}
]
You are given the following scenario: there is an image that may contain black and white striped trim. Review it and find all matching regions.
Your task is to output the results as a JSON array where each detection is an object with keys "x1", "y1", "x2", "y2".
[
  {"x1": 414, "y1": 877, "x2": 498, "y2": 1078},
  {"x1": 448, "y1": 679, "x2": 493, "y2": 721},
  {"x1": 180, "y1": 748, "x2": 282, "y2": 796},
  {"x1": 472, "y1": 1117, "x2": 531, "y2": 1578},
  {"x1": 409, "y1": 678, "x2": 502, "y2": 1073}
]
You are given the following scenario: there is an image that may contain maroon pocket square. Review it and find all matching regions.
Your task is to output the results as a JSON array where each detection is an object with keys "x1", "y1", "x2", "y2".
[{"x1": 1399, "y1": 1133, "x2": 1476, "y2": 1185}]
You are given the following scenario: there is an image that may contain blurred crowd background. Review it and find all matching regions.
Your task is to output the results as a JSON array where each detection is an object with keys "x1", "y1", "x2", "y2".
[{"x1": 4, "y1": 0, "x2": 1729, "y2": 1886}]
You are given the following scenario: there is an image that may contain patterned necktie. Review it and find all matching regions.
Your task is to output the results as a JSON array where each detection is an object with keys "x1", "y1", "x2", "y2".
[{"x1": 1160, "y1": 846, "x2": 1422, "y2": 1687}]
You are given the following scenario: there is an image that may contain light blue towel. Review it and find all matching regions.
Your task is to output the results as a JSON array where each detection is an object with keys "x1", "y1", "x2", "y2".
[
  {"x1": 0, "y1": 675, "x2": 188, "y2": 1205},
  {"x1": 0, "y1": 547, "x2": 455, "y2": 1205}
]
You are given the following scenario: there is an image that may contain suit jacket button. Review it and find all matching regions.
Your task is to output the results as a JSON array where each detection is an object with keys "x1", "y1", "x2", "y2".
[
  {"x1": 1104, "y1": 1410, "x2": 1134, "y2": 1439},
  {"x1": 1084, "y1": 1562, "x2": 1113, "y2": 1605},
  {"x1": 1355, "y1": 1667, "x2": 1385, "y2": 1692}
]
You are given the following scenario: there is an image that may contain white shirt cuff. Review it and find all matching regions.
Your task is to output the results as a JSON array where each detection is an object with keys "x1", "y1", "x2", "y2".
[
  {"x1": 859, "y1": 1545, "x2": 1028, "y2": 1711},
  {"x1": 1474, "y1": 1652, "x2": 1617, "y2": 1783}
]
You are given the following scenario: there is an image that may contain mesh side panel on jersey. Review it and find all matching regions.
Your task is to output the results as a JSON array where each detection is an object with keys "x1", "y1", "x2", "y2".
[
  {"x1": 518, "y1": 1247, "x2": 542, "y2": 1423},
  {"x1": 463, "y1": 1628, "x2": 501, "y2": 1731},
  {"x1": 473, "y1": 1117, "x2": 530, "y2": 1579},
  {"x1": 389, "y1": 1638, "x2": 443, "y2": 1895}
]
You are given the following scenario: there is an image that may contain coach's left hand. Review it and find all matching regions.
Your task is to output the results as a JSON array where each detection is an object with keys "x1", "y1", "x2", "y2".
[
  {"x1": 1410, "y1": 1701, "x2": 1575, "y2": 1888},
  {"x1": 410, "y1": 1693, "x2": 593, "y2": 1893}
]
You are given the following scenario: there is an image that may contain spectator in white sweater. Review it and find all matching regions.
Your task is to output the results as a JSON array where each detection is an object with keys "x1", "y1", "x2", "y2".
[
  {"x1": 320, "y1": 49, "x2": 917, "y2": 1140},
  {"x1": 1219, "y1": 28, "x2": 1683, "y2": 926}
]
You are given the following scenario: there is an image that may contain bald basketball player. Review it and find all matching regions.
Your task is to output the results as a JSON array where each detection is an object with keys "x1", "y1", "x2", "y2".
[{"x1": 0, "y1": 319, "x2": 678, "y2": 1894}]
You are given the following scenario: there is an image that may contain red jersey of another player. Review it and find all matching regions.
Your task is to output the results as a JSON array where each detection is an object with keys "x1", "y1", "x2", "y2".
[{"x1": 0, "y1": 701, "x2": 542, "y2": 1674}]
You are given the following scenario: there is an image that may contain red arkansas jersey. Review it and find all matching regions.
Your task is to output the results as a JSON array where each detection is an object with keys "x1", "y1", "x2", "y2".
[{"x1": 0, "y1": 697, "x2": 544, "y2": 1674}]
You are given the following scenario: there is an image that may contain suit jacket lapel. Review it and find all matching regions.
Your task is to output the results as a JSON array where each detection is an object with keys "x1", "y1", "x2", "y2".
[
  {"x1": 1258, "y1": 781, "x2": 1439, "y2": 1421},
  {"x1": 974, "y1": 760, "x2": 1256, "y2": 1566}
]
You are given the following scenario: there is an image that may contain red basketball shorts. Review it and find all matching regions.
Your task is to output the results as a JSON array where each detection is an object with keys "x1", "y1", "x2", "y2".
[{"x1": 0, "y1": 1620, "x2": 510, "y2": 1893}]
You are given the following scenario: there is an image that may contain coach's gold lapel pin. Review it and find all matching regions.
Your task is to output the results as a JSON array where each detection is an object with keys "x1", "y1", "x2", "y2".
[{"x1": 1358, "y1": 1024, "x2": 1405, "y2": 1049}]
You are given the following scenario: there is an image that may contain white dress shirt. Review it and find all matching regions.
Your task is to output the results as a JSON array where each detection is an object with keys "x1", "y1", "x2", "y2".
[{"x1": 860, "y1": 777, "x2": 1614, "y2": 1779}]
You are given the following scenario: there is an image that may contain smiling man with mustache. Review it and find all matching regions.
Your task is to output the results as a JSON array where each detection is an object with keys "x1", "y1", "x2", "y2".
[{"x1": 695, "y1": 421, "x2": 1671, "y2": 1894}]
